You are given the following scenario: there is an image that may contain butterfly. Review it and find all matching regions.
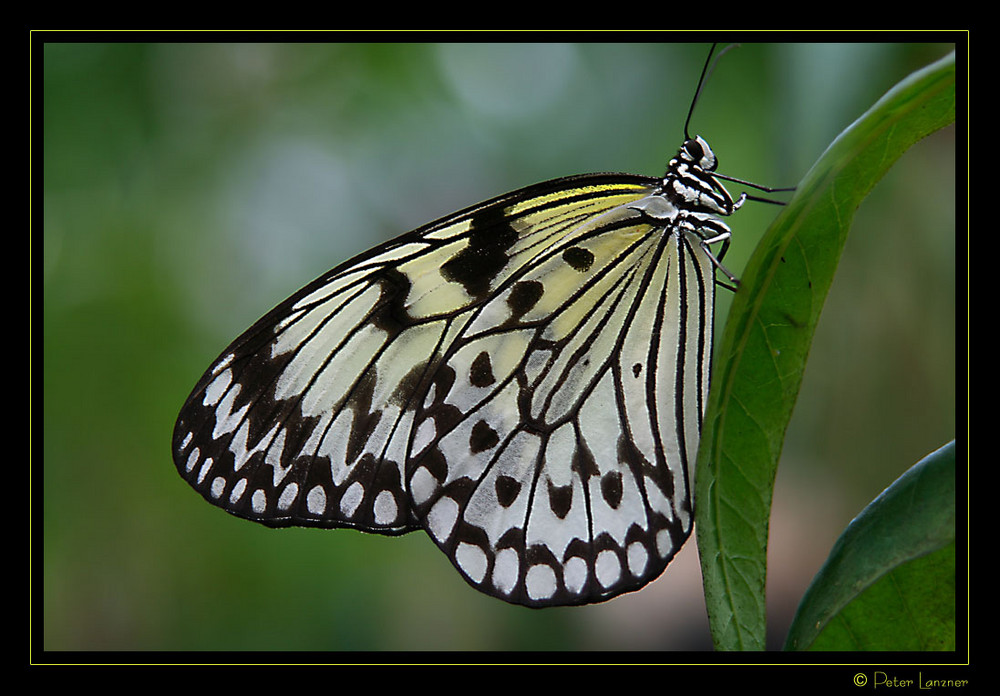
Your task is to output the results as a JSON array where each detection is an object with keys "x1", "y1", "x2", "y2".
[{"x1": 172, "y1": 44, "x2": 787, "y2": 607}]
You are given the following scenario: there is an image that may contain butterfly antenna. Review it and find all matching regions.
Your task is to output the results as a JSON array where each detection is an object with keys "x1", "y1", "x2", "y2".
[{"x1": 684, "y1": 43, "x2": 741, "y2": 141}]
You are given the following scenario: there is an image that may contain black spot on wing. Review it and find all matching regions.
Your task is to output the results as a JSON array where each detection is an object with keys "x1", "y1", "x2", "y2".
[
  {"x1": 469, "y1": 351, "x2": 495, "y2": 388},
  {"x1": 562, "y1": 246, "x2": 595, "y2": 272},
  {"x1": 495, "y1": 475, "x2": 521, "y2": 508},
  {"x1": 600, "y1": 471, "x2": 623, "y2": 509},
  {"x1": 547, "y1": 479, "x2": 573, "y2": 519},
  {"x1": 469, "y1": 419, "x2": 500, "y2": 454},
  {"x1": 440, "y1": 206, "x2": 519, "y2": 299},
  {"x1": 507, "y1": 280, "x2": 544, "y2": 320},
  {"x1": 570, "y1": 440, "x2": 600, "y2": 480}
]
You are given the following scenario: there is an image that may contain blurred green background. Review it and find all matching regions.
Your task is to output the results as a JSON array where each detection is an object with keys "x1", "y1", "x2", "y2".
[{"x1": 41, "y1": 40, "x2": 956, "y2": 653}]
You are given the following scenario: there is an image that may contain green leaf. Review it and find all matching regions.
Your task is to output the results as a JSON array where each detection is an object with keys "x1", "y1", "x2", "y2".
[
  {"x1": 695, "y1": 51, "x2": 956, "y2": 651},
  {"x1": 784, "y1": 442, "x2": 956, "y2": 650}
]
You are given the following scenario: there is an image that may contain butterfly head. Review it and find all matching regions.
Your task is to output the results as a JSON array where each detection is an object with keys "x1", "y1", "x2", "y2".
[{"x1": 680, "y1": 136, "x2": 717, "y2": 172}]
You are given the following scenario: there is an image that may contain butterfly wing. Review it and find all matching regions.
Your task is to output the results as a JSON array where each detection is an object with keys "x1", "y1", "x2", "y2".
[
  {"x1": 172, "y1": 173, "x2": 663, "y2": 543},
  {"x1": 404, "y1": 187, "x2": 716, "y2": 606}
]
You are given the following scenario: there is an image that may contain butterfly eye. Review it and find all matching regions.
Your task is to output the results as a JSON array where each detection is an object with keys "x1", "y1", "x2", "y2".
[
  {"x1": 692, "y1": 136, "x2": 717, "y2": 171},
  {"x1": 683, "y1": 137, "x2": 704, "y2": 162}
]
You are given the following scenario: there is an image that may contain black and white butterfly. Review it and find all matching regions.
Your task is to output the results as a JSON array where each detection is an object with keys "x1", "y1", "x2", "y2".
[{"x1": 172, "y1": 44, "x2": 787, "y2": 607}]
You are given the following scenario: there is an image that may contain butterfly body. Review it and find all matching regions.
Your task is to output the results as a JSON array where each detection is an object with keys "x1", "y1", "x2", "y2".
[{"x1": 174, "y1": 120, "x2": 750, "y2": 605}]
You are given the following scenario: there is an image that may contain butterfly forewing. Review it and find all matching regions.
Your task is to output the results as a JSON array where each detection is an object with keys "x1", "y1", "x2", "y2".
[{"x1": 172, "y1": 174, "x2": 659, "y2": 539}]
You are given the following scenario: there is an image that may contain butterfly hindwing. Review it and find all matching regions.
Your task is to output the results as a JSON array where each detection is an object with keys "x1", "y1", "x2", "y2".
[{"x1": 405, "y1": 192, "x2": 715, "y2": 606}]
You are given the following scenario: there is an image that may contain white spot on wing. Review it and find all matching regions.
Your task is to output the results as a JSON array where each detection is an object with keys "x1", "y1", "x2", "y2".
[
  {"x1": 307, "y1": 485, "x2": 327, "y2": 515},
  {"x1": 456, "y1": 543, "x2": 488, "y2": 583},
  {"x1": 278, "y1": 482, "x2": 298, "y2": 511},
  {"x1": 525, "y1": 565, "x2": 557, "y2": 601},
  {"x1": 410, "y1": 466, "x2": 438, "y2": 506},
  {"x1": 251, "y1": 489, "x2": 267, "y2": 514},
  {"x1": 203, "y1": 369, "x2": 233, "y2": 407},
  {"x1": 185, "y1": 448, "x2": 200, "y2": 473},
  {"x1": 427, "y1": 496, "x2": 459, "y2": 542},
  {"x1": 340, "y1": 482, "x2": 364, "y2": 517},
  {"x1": 229, "y1": 478, "x2": 247, "y2": 504},
  {"x1": 374, "y1": 490, "x2": 398, "y2": 525},
  {"x1": 627, "y1": 541, "x2": 649, "y2": 577},
  {"x1": 493, "y1": 548, "x2": 520, "y2": 595},
  {"x1": 595, "y1": 549, "x2": 621, "y2": 588},
  {"x1": 564, "y1": 557, "x2": 588, "y2": 595},
  {"x1": 412, "y1": 419, "x2": 436, "y2": 456},
  {"x1": 197, "y1": 459, "x2": 212, "y2": 484},
  {"x1": 656, "y1": 529, "x2": 674, "y2": 558},
  {"x1": 211, "y1": 353, "x2": 234, "y2": 376},
  {"x1": 210, "y1": 477, "x2": 226, "y2": 499}
]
